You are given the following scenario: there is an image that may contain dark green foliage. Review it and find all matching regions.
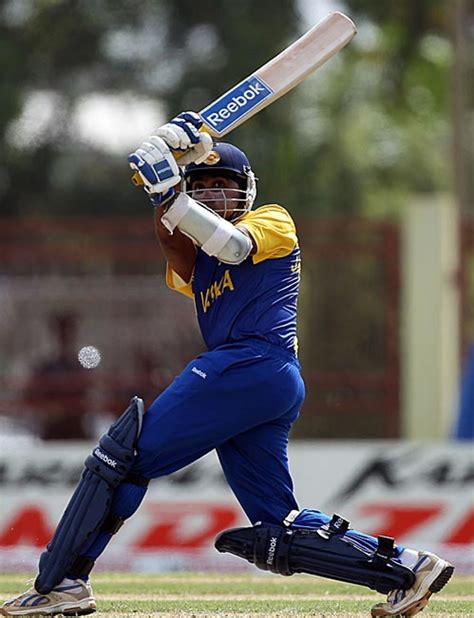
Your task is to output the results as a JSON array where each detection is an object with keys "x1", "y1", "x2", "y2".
[
  {"x1": 0, "y1": 0, "x2": 300, "y2": 215},
  {"x1": 0, "y1": 0, "x2": 472, "y2": 216},
  {"x1": 2, "y1": 0, "x2": 470, "y2": 218}
]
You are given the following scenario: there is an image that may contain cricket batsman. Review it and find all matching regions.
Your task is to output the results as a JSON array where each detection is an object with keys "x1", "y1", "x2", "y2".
[{"x1": 1, "y1": 112, "x2": 453, "y2": 617}]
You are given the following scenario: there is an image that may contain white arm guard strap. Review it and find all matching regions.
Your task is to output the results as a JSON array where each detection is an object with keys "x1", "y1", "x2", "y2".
[{"x1": 161, "y1": 193, "x2": 253, "y2": 264}]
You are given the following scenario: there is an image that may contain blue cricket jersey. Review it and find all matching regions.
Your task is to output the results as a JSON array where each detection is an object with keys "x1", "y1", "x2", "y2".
[{"x1": 166, "y1": 204, "x2": 301, "y2": 356}]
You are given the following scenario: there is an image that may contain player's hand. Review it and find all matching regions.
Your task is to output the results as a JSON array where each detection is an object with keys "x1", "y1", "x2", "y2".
[
  {"x1": 155, "y1": 111, "x2": 213, "y2": 165},
  {"x1": 128, "y1": 136, "x2": 181, "y2": 196},
  {"x1": 148, "y1": 187, "x2": 176, "y2": 208}
]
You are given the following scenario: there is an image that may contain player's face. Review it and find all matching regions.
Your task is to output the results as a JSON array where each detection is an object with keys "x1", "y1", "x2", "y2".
[{"x1": 188, "y1": 174, "x2": 242, "y2": 220}]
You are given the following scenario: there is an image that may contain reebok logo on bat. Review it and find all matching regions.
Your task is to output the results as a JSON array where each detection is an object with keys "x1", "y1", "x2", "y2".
[{"x1": 201, "y1": 76, "x2": 273, "y2": 136}]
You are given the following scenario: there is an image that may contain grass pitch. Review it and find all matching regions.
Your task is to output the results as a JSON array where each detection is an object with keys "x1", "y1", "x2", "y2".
[{"x1": 1, "y1": 572, "x2": 472, "y2": 617}]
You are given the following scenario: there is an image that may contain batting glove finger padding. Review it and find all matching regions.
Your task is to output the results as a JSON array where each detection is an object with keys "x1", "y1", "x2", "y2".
[
  {"x1": 177, "y1": 131, "x2": 213, "y2": 165},
  {"x1": 171, "y1": 111, "x2": 203, "y2": 138},
  {"x1": 128, "y1": 135, "x2": 181, "y2": 194},
  {"x1": 170, "y1": 114, "x2": 202, "y2": 144},
  {"x1": 155, "y1": 111, "x2": 202, "y2": 149},
  {"x1": 155, "y1": 111, "x2": 213, "y2": 165},
  {"x1": 149, "y1": 187, "x2": 176, "y2": 208},
  {"x1": 155, "y1": 124, "x2": 191, "y2": 151}
]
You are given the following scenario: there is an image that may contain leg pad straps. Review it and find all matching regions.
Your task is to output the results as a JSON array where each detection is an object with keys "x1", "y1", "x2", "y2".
[
  {"x1": 35, "y1": 397, "x2": 145, "y2": 594},
  {"x1": 215, "y1": 515, "x2": 416, "y2": 594}
]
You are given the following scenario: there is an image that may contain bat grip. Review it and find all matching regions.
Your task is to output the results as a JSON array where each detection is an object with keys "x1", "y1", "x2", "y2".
[{"x1": 131, "y1": 172, "x2": 144, "y2": 187}]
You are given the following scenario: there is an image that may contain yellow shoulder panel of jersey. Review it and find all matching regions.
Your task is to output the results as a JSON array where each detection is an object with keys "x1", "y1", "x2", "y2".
[
  {"x1": 237, "y1": 204, "x2": 298, "y2": 265},
  {"x1": 165, "y1": 263, "x2": 194, "y2": 299}
]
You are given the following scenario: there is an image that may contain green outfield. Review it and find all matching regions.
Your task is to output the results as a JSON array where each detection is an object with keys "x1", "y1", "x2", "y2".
[{"x1": 1, "y1": 572, "x2": 472, "y2": 617}]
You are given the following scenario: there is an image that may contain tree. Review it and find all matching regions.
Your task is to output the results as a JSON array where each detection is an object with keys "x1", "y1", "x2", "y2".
[
  {"x1": 0, "y1": 0, "x2": 300, "y2": 215},
  {"x1": 293, "y1": 0, "x2": 464, "y2": 216}
]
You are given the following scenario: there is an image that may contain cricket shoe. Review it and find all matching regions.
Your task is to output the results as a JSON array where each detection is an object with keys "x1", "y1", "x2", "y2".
[
  {"x1": 371, "y1": 550, "x2": 454, "y2": 617},
  {"x1": 0, "y1": 578, "x2": 96, "y2": 616}
]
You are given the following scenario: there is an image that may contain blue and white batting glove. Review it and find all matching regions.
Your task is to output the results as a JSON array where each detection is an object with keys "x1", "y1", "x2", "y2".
[
  {"x1": 148, "y1": 187, "x2": 176, "y2": 208},
  {"x1": 155, "y1": 111, "x2": 213, "y2": 165},
  {"x1": 128, "y1": 135, "x2": 181, "y2": 197}
]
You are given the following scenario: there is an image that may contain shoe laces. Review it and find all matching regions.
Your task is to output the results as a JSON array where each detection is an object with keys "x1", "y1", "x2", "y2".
[{"x1": 387, "y1": 588, "x2": 407, "y2": 605}]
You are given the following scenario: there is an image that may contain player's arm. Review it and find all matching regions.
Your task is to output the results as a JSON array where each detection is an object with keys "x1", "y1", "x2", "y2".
[
  {"x1": 128, "y1": 111, "x2": 213, "y2": 283},
  {"x1": 129, "y1": 112, "x2": 252, "y2": 266},
  {"x1": 160, "y1": 193, "x2": 253, "y2": 265},
  {"x1": 153, "y1": 208, "x2": 196, "y2": 283}
]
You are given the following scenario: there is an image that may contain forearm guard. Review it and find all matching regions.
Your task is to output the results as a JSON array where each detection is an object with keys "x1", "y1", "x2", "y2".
[{"x1": 161, "y1": 193, "x2": 252, "y2": 264}]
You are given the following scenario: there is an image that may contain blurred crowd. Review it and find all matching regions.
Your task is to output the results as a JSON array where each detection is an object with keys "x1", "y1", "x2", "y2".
[
  {"x1": 2, "y1": 308, "x2": 471, "y2": 442},
  {"x1": 12, "y1": 311, "x2": 201, "y2": 441}
]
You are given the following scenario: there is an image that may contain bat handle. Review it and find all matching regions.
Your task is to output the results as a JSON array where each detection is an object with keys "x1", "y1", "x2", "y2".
[{"x1": 131, "y1": 172, "x2": 144, "y2": 187}]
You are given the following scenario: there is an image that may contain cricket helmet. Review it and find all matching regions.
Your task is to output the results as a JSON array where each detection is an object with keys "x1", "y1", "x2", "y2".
[{"x1": 183, "y1": 142, "x2": 257, "y2": 219}]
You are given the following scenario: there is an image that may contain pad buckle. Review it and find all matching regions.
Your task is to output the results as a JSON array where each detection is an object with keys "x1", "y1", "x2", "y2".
[
  {"x1": 125, "y1": 472, "x2": 150, "y2": 488},
  {"x1": 102, "y1": 512, "x2": 125, "y2": 535},
  {"x1": 283, "y1": 510, "x2": 301, "y2": 527},
  {"x1": 69, "y1": 556, "x2": 95, "y2": 578},
  {"x1": 375, "y1": 536, "x2": 396, "y2": 563},
  {"x1": 317, "y1": 513, "x2": 350, "y2": 540}
]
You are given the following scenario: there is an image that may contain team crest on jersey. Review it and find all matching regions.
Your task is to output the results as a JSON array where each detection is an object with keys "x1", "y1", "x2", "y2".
[{"x1": 291, "y1": 256, "x2": 301, "y2": 274}]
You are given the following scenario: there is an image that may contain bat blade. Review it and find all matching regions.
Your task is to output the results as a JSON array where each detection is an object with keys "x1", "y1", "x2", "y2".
[
  {"x1": 199, "y1": 12, "x2": 356, "y2": 137},
  {"x1": 131, "y1": 12, "x2": 356, "y2": 185}
]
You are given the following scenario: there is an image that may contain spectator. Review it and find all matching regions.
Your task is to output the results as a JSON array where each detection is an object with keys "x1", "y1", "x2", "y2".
[{"x1": 22, "y1": 312, "x2": 92, "y2": 440}]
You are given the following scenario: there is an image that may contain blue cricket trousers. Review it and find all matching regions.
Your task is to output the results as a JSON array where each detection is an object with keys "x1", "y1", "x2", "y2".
[{"x1": 82, "y1": 339, "x2": 394, "y2": 563}]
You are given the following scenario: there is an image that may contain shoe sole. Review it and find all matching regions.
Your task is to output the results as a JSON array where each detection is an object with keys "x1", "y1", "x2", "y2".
[
  {"x1": 403, "y1": 564, "x2": 455, "y2": 617},
  {"x1": 62, "y1": 606, "x2": 96, "y2": 617},
  {"x1": 0, "y1": 600, "x2": 96, "y2": 617},
  {"x1": 371, "y1": 563, "x2": 455, "y2": 617}
]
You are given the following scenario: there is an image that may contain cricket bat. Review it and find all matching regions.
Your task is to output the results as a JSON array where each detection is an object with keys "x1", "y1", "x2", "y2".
[{"x1": 132, "y1": 12, "x2": 356, "y2": 185}]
